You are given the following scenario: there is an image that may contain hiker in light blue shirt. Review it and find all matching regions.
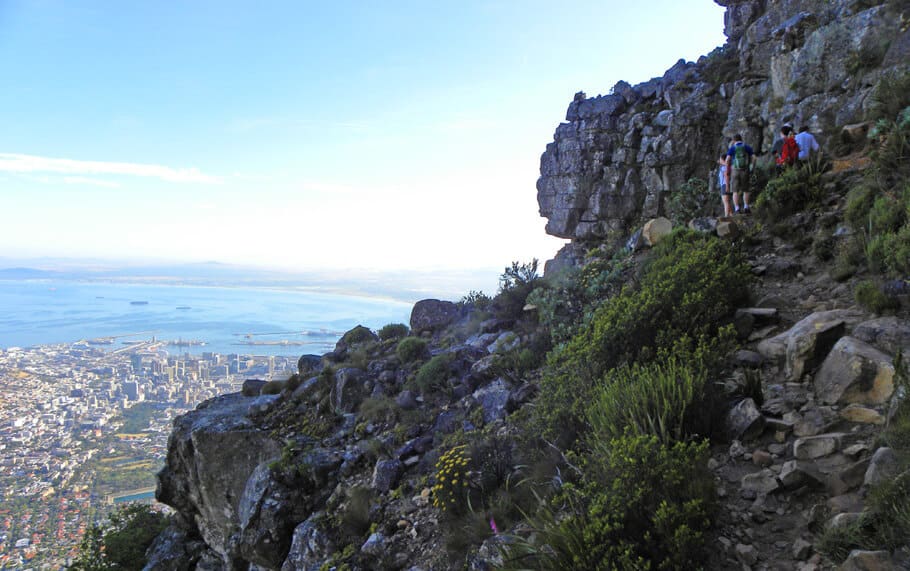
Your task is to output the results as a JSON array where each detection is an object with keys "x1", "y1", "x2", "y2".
[{"x1": 795, "y1": 126, "x2": 820, "y2": 161}]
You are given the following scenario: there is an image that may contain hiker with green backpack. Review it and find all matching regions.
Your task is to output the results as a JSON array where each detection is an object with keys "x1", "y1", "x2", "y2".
[{"x1": 725, "y1": 134, "x2": 756, "y2": 214}]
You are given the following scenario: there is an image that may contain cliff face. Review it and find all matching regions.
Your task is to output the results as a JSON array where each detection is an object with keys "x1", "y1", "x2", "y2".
[{"x1": 537, "y1": 0, "x2": 909, "y2": 256}]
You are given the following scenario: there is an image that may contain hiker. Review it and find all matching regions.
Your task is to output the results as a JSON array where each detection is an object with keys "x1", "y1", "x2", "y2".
[
  {"x1": 717, "y1": 153, "x2": 733, "y2": 217},
  {"x1": 795, "y1": 125, "x2": 820, "y2": 162},
  {"x1": 770, "y1": 122, "x2": 792, "y2": 165},
  {"x1": 776, "y1": 125, "x2": 800, "y2": 171},
  {"x1": 725, "y1": 134, "x2": 756, "y2": 214}
]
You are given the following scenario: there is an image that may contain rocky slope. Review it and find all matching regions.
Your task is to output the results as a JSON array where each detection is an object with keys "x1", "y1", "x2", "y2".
[{"x1": 143, "y1": 1, "x2": 910, "y2": 570}]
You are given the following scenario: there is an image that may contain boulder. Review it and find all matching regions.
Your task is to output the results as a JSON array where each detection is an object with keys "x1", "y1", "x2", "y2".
[
  {"x1": 410, "y1": 299, "x2": 460, "y2": 335},
  {"x1": 779, "y1": 460, "x2": 825, "y2": 490},
  {"x1": 688, "y1": 217, "x2": 717, "y2": 233},
  {"x1": 242, "y1": 379, "x2": 267, "y2": 397},
  {"x1": 155, "y1": 394, "x2": 283, "y2": 565},
  {"x1": 473, "y1": 379, "x2": 511, "y2": 424},
  {"x1": 741, "y1": 469, "x2": 780, "y2": 494},
  {"x1": 840, "y1": 550, "x2": 898, "y2": 571},
  {"x1": 642, "y1": 217, "x2": 673, "y2": 246},
  {"x1": 716, "y1": 219, "x2": 740, "y2": 239},
  {"x1": 794, "y1": 434, "x2": 844, "y2": 460},
  {"x1": 282, "y1": 513, "x2": 335, "y2": 571},
  {"x1": 863, "y1": 447, "x2": 899, "y2": 489},
  {"x1": 839, "y1": 404, "x2": 885, "y2": 425},
  {"x1": 297, "y1": 354, "x2": 323, "y2": 376},
  {"x1": 756, "y1": 310, "x2": 862, "y2": 381},
  {"x1": 331, "y1": 368, "x2": 367, "y2": 414},
  {"x1": 815, "y1": 337, "x2": 895, "y2": 405},
  {"x1": 852, "y1": 316, "x2": 910, "y2": 357},
  {"x1": 726, "y1": 398, "x2": 765, "y2": 441},
  {"x1": 371, "y1": 459, "x2": 403, "y2": 493}
]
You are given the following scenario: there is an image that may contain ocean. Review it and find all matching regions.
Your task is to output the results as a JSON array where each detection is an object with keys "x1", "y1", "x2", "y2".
[{"x1": 0, "y1": 279, "x2": 414, "y2": 356}]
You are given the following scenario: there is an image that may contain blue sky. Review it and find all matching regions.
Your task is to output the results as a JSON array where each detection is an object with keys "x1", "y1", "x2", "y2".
[{"x1": 0, "y1": 1, "x2": 726, "y2": 274}]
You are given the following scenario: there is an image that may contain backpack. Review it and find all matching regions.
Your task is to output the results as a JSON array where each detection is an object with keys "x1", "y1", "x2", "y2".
[
  {"x1": 778, "y1": 137, "x2": 799, "y2": 166},
  {"x1": 732, "y1": 143, "x2": 749, "y2": 170}
]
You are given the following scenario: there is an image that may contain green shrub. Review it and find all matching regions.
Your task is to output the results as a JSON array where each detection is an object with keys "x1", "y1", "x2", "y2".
[
  {"x1": 527, "y1": 252, "x2": 631, "y2": 345},
  {"x1": 754, "y1": 166, "x2": 823, "y2": 222},
  {"x1": 261, "y1": 379, "x2": 286, "y2": 395},
  {"x1": 340, "y1": 325, "x2": 377, "y2": 346},
  {"x1": 412, "y1": 354, "x2": 454, "y2": 394},
  {"x1": 358, "y1": 396, "x2": 398, "y2": 424},
  {"x1": 854, "y1": 280, "x2": 900, "y2": 314},
  {"x1": 396, "y1": 337, "x2": 428, "y2": 363},
  {"x1": 869, "y1": 70, "x2": 910, "y2": 122},
  {"x1": 72, "y1": 505, "x2": 170, "y2": 571},
  {"x1": 535, "y1": 230, "x2": 750, "y2": 442},
  {"x1": 587, "y1": 355, "x2": 712, "y2": 445},
  {"x1": 501, "y1": 434, "x2": 715, "y2": 570},
  {"x1": 461, "y1": 290, "x2": 493, "y2": 311},
  {"x1": 377, "y1": 323, "x2": 409, "y2": 341},
  {"x1": 665, "y1": 177, "x2": 711, "y2": 225},
  {"x1": 493, "y1": 259, "x2": 540, "y2": 320}
]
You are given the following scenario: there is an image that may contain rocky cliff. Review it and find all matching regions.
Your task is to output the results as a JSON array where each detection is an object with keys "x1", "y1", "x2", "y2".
[
  {"x1": 142, "y1": 2, "x2": 910, "y2": 570},
  {"x1": 538, "y1": 0, "x2": 909, "y2": 263}
]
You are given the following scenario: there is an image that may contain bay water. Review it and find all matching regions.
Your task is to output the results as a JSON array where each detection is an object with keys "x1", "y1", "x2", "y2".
[{"x1": 0, "y1": 279, "x2": 414, "y2": 356}]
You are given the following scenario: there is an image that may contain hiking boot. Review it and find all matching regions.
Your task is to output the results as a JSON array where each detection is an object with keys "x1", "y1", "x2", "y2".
[{"x1": 743, "y1": 206, "x2": 752, "y2": 214}]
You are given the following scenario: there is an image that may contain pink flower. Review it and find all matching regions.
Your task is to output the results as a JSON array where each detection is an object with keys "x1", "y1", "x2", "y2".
[{"x1": 489, "y1": 517, "x2": 499, "y2": 534}]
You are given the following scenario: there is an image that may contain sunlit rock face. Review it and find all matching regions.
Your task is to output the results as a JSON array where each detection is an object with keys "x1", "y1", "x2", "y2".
[{"x1": 538, "y1": 0, "x2": 909, "y2": 252}]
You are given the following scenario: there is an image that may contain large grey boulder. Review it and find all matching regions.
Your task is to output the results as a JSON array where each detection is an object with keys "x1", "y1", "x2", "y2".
[
  {"x1": 332, "y1": 368, "x2": 368, "y2": 414},
  {"x1": 726, "y1": 398, "x2": 765, "y2": 441},
  {"x1": 852, "y1": 316, "x2": 910, "y2": 357},
  {"x1": 473, "y1": 379, "x2": 511, "y2": 424},
  {"x1": 815, "y1": 337, "x2": 895, "y2": 405},
  {"x1": 756, "y1": 310, "x2": 862, "y2": 381},
  {"x1": 281, "y1": 513, "x2": 335, "y2": 571},
  {"x1": 793, "y1": 433, "x2": 844, "y2": 460},
  {"x1": 863, "y1": 447, "x2": 899, "y2": 489},
  {"x1": 410, "y1": 299, "x2": 460, "y2": 335},
  {"x1": 155, "y1": 394, "x2": 283, "y2": 566}
]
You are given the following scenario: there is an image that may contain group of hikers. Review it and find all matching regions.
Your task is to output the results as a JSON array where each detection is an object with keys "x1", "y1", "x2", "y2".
[{"x1": 716, "y1": 123, "x2": 821, "y2": 217}]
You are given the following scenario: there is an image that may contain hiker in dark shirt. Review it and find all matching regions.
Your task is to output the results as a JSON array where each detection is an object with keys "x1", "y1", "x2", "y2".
[{"x1": 725, "y1": 134, "x2": 756, "y2": 214}]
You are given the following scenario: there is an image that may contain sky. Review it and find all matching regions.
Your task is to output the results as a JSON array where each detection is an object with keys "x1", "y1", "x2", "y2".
[{"x1": 0, "y1": 1, "x2": 727, "y2": 276}]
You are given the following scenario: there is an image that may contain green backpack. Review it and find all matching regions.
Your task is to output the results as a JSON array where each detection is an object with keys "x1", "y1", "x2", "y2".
[{"x1": 732, "y1": 143, "x2": 748, "y2": 170}]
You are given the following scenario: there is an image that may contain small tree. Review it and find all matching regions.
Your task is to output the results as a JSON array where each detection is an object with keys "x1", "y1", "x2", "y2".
[{"x1": 72, "y1": 504, "x2": 169, "y2": 571}]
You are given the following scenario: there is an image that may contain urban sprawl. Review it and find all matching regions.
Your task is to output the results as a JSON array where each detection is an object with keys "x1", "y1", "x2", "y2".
[{"x1": 0, "y1": 339, "x2": 299, "y2": 569}]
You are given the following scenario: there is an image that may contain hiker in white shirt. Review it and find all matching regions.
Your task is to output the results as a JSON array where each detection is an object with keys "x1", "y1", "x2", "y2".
[{"x1": 795, "y1": 126, "x2": 820, "y2": 161}]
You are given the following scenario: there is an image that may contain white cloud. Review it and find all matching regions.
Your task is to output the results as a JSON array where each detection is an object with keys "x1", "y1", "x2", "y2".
[{"x1": 0, "y1": 153, "x2": 221, "y2": 184}]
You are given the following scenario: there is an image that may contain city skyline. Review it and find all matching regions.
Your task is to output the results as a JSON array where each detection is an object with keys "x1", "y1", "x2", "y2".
[{"x1": 0, "y1": 1, "x2": 727, "y2": 272}]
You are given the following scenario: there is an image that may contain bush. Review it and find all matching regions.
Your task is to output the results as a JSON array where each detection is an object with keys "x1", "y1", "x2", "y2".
[
  {"x1": 493, "y1": 259, "x2": 540, "y2": 320},
  {"x1": 377, "y1": 323, "x2": 409, "y2": 341},
  {"x1": 854, "y1": 280, "x2": 900, "y2": 314},
  {"x1": 432, "y1": 445, "x2": 470, "y2": 513},
  {"x1": 535, "y1": 231, "x2": 750, "y2": 442},
  {"x1": 261, "y1": 379, "x2": 286, "y2": 395},
  {"x1": 340, "y1": 325, "x2": 378, "y2": 346},
  {"x1": 461, "y1": 290, "x2": 493, "y2": 311},
  {"x1": 396, "y1": 337, "x2": 428, "y2": 363},
  {"x1": 358, "y1": 396, "x2": 398, "y2": 424},
  {"x1": 527, "y1": 252, "x2": 631, "y2": 345},
  {"x1": 72, "y1": 505, "x2": 169, "y2": 571},
  {"x1": 501, "y1": 434, "x2": 715, "y2": 570},
  {"x1": 665, "y1": 177, "x2": 711, "y2": 225},
  {"x1": 754, "y1": 166, "x2": 823, "y2": 222},
  {"x1": 412, "y1": 354, "x2": 454, "y2": 394},
  {"x1": 586, "y1": 355, "x2": 715, "y2": 445}
]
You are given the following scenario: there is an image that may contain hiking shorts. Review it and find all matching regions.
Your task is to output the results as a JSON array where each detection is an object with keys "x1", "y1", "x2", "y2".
[
  {"x1": 732, "y1": 168, "x2": 750, "y2": 195},
  {"x1": 720, "y1": 183, "x2": 731, "y2": 197}
]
